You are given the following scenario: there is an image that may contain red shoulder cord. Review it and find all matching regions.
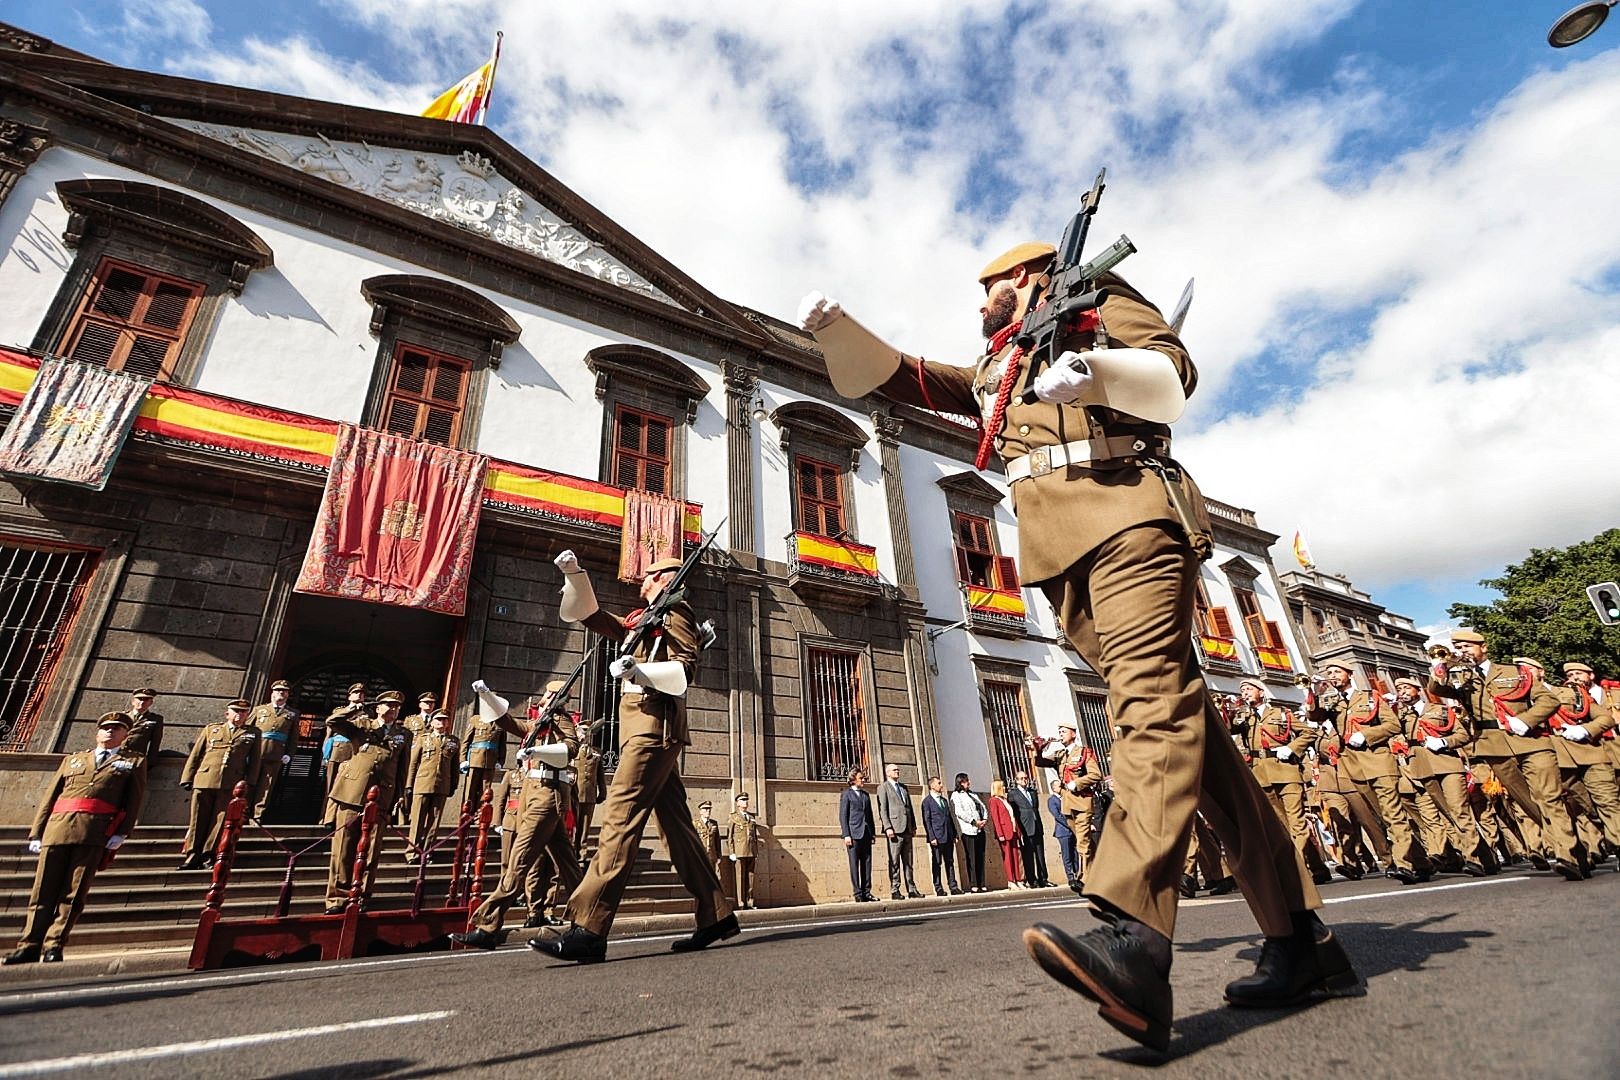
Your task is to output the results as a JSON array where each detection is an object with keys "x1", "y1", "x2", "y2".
[
  {"x1": 1492, "y1": 664, "x2": 1535, "y2": 728},
  {"x1": 1417, "y1": 705, "x2": 1458, "y2": 739},
  {"x1": 1551, "y1": 684, "x2": 1591, "y2": 732},
  {"x1": 972, "y1": 320, "x2": 1027, "y2": 471},
  {"x1": 1346, "y1": 693, "x2": 1378, "y2": 737}
]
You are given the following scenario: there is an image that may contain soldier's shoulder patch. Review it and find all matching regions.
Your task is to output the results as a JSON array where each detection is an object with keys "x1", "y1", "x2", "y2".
[{"x1": 112, "y1": 760, "x2": 134, "y2": 773}]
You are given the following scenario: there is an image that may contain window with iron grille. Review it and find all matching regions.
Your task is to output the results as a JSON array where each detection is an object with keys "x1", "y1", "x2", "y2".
[
  {"x1": 587, "y1": 637, "x2": 624, "y2": 774},
  {"x1": 805, "y1": 645, "x2": 868, "y2": 781},
  {"x1": 56, "y1": 258, "x2": 204, "y2": 381},
  {"x1": 380, "y1": 343, "x2": 471, "y2": 447},
  {"x1": 952, "y1": 511, "x2": 1019, "y2": 592},
  {"x1": 612, "y1": 404, "x2": 673, "y2": 495},
  {"x1": 983, "y1": 679, "x2": 1035, "y2": 785},
  {"x1": 1072, "y1": 689, "x2": 1113, "y2": 775},
  {"x1": 0, "y1": 541, "x2": 96, "y2": 751},
  {"x1": 795, "y1": 456, "x2": 845, "y2": 538}
]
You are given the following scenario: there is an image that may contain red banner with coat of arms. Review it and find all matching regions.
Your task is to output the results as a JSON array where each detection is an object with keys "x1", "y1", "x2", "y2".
[{"x1": 295, "y1": 424, "x2": 488, "y2": 615}]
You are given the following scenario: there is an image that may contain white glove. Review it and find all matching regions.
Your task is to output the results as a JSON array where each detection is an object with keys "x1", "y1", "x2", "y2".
[
  {"x1": 27, "y1": 839, "x2": 41, "y2": 855},
  {"x1": 797, "y1": 291, "x2": 843, "y2": 332},
  {"x1": 553, "y1": 549, "x2": 581, "y2": 575},
  {"x1": 1273, "y1": 747, "x2": 1293, "y2": 761},
  {"x1": 1424, "y1": 736, "x2": 1446, "y2": 752},
  {"x1": 1559, "y1": 725, "x2": 1590, "y2": 742},
  {"x1": 472, "y1": 679, "x2": 490, "y2": 694},
  {"x1": 1066, "y1": 780, "x2": 1079, "y2": 793},
  {"x1": 493, "y1": 825, "x2": 503, "y2": 835},
  {"x1": 105, "y1": 834, "x2": 125, "y2": 851},
  {"x1": 516, "y1": 746, "x2": 538, "y2": 763},
  {"x1": 1347, "y1": 732, "x2": 1366, "y2": 748},
  {"x1": 458, "y1": 761, "x2": 471, "y2": 774},
  {"x1": 1320, "y1": 721, "x2": 1335, "y2": 735},
  {"x1": 729, "y1": 854, "x2": 738, "y2": 862},
  {"x1": 1029, "y1": 351, "x2": 1096, "y2": 405},
  {"x1": 282, "y1": 754, "x2": 292, "y2": 764},
  {"x1": 1505, "y1": 716, "x2": 1530, "y2": 737},
  {"x1": 609, "y1": 656, "x2": 637, "y2": 679}
]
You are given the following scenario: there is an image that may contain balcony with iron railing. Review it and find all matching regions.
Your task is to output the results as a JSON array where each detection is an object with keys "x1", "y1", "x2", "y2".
[{"x1": 786, "y1": 531, "x2": 885, "y2": 609}]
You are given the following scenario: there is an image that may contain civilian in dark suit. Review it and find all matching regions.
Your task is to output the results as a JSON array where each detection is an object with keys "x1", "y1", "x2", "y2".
[
  {"x1": 1009, "y1": 770, "x2": 1051, "y2": 887},
  {"x1": 920, "y1": 775, "x2": 960, "y2": 895},
  {"x1": 1049, "y1": 781, "x2": 1079, "y2": 886},
  {"x1": 839, "y1": 768, "x2": 876, "y2": 902}
]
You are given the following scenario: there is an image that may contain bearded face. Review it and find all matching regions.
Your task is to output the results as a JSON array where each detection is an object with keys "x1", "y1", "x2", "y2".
[{"x1": 981, "y1": 280, "x2": 1019, "y2": 338}]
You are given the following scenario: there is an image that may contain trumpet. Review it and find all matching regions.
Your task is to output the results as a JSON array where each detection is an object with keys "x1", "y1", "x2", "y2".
[
  {"x1": 1427, "y1": 643, "x2": 1467, "y2": 664},
  {"x1": 1293, "y1": 672, "x2": 1320, "y2": 688}
]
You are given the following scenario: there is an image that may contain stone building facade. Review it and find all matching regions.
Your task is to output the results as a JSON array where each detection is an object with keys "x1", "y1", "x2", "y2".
[{"x1": 1280, "y1": 569, "x2": 1429, "y2": 692}]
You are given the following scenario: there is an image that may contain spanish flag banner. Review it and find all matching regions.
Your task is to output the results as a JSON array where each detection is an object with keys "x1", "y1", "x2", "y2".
[
  {"x1": 1292, "y1": 530, "x2": 1316, "y2": 571},
  {"x1": 421, "y1": 32, "x2": 502, "y2": 125}
]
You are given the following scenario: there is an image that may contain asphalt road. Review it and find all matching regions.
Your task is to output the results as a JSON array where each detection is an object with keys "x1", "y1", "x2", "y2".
[{"x1": 0, "y1": 866, "x2": 1615, "y2": 1079}]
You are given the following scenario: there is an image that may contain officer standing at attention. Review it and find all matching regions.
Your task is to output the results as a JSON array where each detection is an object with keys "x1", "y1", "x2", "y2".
[
  {"x1": 121, "y1": 688, "x2": 163, "y2": 758},
  {"x1": 530, "y1": 551, "x2": 734, "y2": 963},
  {"x1": 728, "y1": 792, "x2": 761, "y2": 909},
  {"x1": 802, "y1": 239, "x2": 1354, "y2": 1051},
  {"x1": 460, "y1": 692, "x2": 509, "y2": 814},
  {"x1": 405, "y1": 710, "x2": 460, "y2": 862},
  {"x1": 696, "y1": 800, "x2": 724, "y2": 891},
  {"x1": 323, "y1": 683, "x2": 367, "y2": 807},
  {"x1": 177, "y1": 699, "x2": 263, "y2": 870},
  {"x1": 249, "y1": 679, "x2": 298, "y2": 821},
  {"x1": 6, "y1": 712, "x2": 146, "y2": 965},
  {"x1": 323, "y1": 690, "x2": 412, "y2": 912}
]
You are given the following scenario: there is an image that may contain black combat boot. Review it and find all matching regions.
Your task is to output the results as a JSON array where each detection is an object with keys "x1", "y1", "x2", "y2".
[
  {"x1": 1224, "y1": 911, "x2": 1360, "y2": 1007},
  {"x1": 1023, "y1": 917, "x2": 1174, "y2": 1052},
  {"x1": 3, "y1": 945, "x2": 40, "y2": 965},
  {"x1": 449, "y1": 928, "x2": 500, "y2": 950},
  {"x1": 670, "y1": 913, "x2": 740, "y2": 953}
]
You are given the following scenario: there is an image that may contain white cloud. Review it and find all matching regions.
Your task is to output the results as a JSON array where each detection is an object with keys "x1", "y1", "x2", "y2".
[
  {"x1": 129, "y1": 1, "x2": 1620, "y2": 617},
  {"x1": 80, "y1": 0, "x2": 213, "y2": 54}
]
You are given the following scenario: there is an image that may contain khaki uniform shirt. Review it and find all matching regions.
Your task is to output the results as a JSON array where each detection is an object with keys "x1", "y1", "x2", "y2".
[
  {"x1": 460, "y1": 720, "x2": 507, "y2": 771},
  {"x1": 1312, "y1": 727, "x2": 1350, "y2": 794},
  {"x1": 696, "y1": 817, "x2": 721, "y2": 861},
  {"x1": 31, "y1": 748, "x2": 147, "y2": 846},
  {"x1": 1241, "y1": 704, "x2": 1311, "y2": 786},
  {"x1": 181, "y1": 721, "x2": 264, "y2": 792},
  {"x1": 1038, "y1": 740, "x2": 1104, "y2": 817},
  {"x1": 1428, "y1": 660, "x2": 1560, "y2": 757},
  {"x1": 250, "y1": 703, "x2": 299, "y2": 761},
  {"x1": 121, "y1": 711, "x2": 163, "y2": 758},
  {"x1": 877, "y1": 272, "x2": 1212, "y2": 583},
  {"x1": 728, "y1": 810, "x2": 759, "y2": 858},
  {"x1": 407, "y1": 731, "x2": 461, "y2": 796},
  {"x1": 1551, "y1": 685, "x2": 1617, "y2": 768},
  {"x1": 573, "y1": 742, "x2": 604, "y2": 804},
  {"x1": 327, "y1": 717, "x2": 413, "y2": 809},
  {"x1": 402, "y1": 711, "x2": 431, "y2": 740},
  {"x1": 1310, "y1": 689, "x2": 1399, "y2": 781},
  {"x1": 582, "y1": 601, "x2": 701, "y2": 746}
]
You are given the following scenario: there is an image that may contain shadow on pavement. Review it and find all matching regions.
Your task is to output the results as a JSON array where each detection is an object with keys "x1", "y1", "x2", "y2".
[
  {"x1": 262, "y1": 1026, "x2": 685, "y2": 1079},
  {"x1": 1102, "y1": 915, "x2": 1491, "y2": 1066}
]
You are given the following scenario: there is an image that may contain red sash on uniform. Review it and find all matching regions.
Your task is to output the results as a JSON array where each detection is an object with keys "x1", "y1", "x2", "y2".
[
  {"x1": 1492, "y1": 664, "x2": 1541, "y2": 733},
  {"x1": 1345, "y1": 695, "x2": 1378, "y2": 740},
  {"x1": 1416, "y1": 705, "x2": 1459, "y2": 740},
  {"x1": 1257, "y1": 709, "x2": 1296, "y2": 751},
  {"x1": 1059, "y1": 747, "x2": 1094, "y2": 790},
  {"x1": 52, "y1": 797, "x2": 119, "y2": 816}
]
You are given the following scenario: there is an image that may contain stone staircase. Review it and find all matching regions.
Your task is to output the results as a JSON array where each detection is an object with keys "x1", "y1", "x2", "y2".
[{"x1": 0, "y1": 821, "x2": 692, "y2": 949}]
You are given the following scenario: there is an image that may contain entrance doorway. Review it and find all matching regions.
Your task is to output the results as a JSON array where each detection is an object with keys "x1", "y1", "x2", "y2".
[{"x1": 260, "y1": 593, "x2": 460, "y2": 823}]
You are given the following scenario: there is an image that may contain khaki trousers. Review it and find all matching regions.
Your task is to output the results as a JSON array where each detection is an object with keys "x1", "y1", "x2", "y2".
[
  {"x1": 1067, "y1": 805, "x2": 1096, "y2": 880},
  {"x1": 1423, "y1": 774, "x2": 1483, "y2": 862},
  {"x1": 1041, "y1": 524, "x2": 1317, "y2": 940},
  {"x1": 1259, "y1": 782, "x2": 1329, "y2": 877},
  {"x1": 1564, "y1": 762, "x2": 1620, "y2": 847},
  {"x1": 1351, "y1": 774, "x2": 1428, "y2": 872},
  {"x1": 326, "y1": 805, "x2": 383, "y2": 905},
  {"x1": 734, "y1": 856, "x2": 756, "y2": 906},
  {"x1": 408, "y1": 793, "x2": 447, "y2": 857},
  {"x1": 183, "y1": 786, "x2": 232, "y2": 858},
  {"x1": 1400, "y1": 786, "x2": 1451, "y2": 859},
  {"x1": 1318, "y1": 791, "x2": 1367, "y2": 870},
  {"x1": 565, "y1": 732, "x2": 730, "y2": 937},
  {"x1": 473, "y1": 785, "x2": 580, "y2": 934},
  {"x1": 1477, "y1": 748, "x2": 1578, "y2": 863},
  {"x1": 17, "y1": 843, "x2": 101, "y2": 950}
]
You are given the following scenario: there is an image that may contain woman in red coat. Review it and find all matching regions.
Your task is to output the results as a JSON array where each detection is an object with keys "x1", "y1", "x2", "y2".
[{"x1": 989, "y1": 779, "x2": 1025, "y2": 889}]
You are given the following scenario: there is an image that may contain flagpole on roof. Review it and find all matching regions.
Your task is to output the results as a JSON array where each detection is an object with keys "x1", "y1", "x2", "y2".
[{"x1": 478, "y1": 31, "x2": 503, "y2": 127}]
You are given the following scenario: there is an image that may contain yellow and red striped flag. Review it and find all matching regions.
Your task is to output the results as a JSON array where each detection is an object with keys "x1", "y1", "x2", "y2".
[
  {"x1": 1292, "y1": 530, "x2": 1316, "y2": 571},
  {"x1": 421, "y1": 32, "x2": 502, "y2": 125}
]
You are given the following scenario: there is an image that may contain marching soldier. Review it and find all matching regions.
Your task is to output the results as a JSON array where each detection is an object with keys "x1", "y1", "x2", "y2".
[
  {"x1": 696, "y1": 800, "x2": 724, "y2": 890},
  {"x1": 1236, "y1": 680, "x2": 1331, "y2": 885},
  {"x1": 728, "y1": 792, "x2": 760, "y2": 909},
  {"x1": 121, "y1": 688, "x2": 163, "y2": 758},
  {"x1": 1391, "y1": 680, "x2": 1461, "y2": 871},
  {"x1": 1429, "y1": 631, "x2": 1583, "y2": 880},
  {"x1": 405, "y1": 710, "x2": 460, "y2": 862},
  {"x1": 1311, "y1": 661, "x2": 1430, "y2": 883},
  {"x1": 530, "y1": 551, "x2": 734, "y2": 963},
  {"x1": 5, "y1": 713, "x2": 146, "y2": 964},
  {"x1": 323, "y1": 690, "x2": 413, "y2": 912},
  {"x1": 805, "y1": 239, "x2": 1353, "y2": 1049},
  {"x1": 1552, "y1": 662, "x2": 1620, "y2": 863},
  {"x1": 1028, "y1": 721, "x2": 1104, "y2": 889},
  {"x1": 492, "y1": 766, "x2": 522, "y2": 873},
  {"x1": 1400, "y1": 678, "x2": 1487, "y2": 875},
  {"x1": 572, "y1": 730, "x2": 605, "y2": 856},
  {"x1": 1310, "y1": 719, "x2": 1385, "y2": 878},
  {"x1": 323, "y1": 683, "x2": 367, "y2": 807},
  {"x1": 460, "y1": 695, "x2": 509, "y2": 813},
  {"x1": 452, "y1": 678, "x2": 583, "y2": 949},
  {"x1": 249, "y1": 680, "x2": 299, "y2": 821},
  {"x1": 177, "y1": 700, "x2": 263, "y2": 870}
]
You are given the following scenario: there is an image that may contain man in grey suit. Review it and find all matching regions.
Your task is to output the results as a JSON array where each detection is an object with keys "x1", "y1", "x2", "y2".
[
  {"x1": 1009, "y1": 769, "x2": 1053, "y2": 887},
  {"x1": 877, "y1": 763, "x2": 924, "y2": 899}
]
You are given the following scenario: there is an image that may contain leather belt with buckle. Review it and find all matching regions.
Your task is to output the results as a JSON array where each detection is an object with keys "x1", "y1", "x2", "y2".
[{"x1": 1005, "y1": 435, "x2": 1170, "y2": 483}]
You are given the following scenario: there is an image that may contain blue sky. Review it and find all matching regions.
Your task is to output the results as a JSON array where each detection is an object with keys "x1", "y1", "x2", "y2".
[{"x1": 11, "y1": 1, "x2": 1618, "y2": 632}]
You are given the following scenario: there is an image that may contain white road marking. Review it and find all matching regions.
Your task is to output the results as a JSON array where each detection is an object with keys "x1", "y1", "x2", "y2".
[
  {"x1": 1320, "y1": 875, "x2": 1531, "y2": 905},
  {"x1": 0, "y1": 1010, "x2": 454, "y2": 1077}
]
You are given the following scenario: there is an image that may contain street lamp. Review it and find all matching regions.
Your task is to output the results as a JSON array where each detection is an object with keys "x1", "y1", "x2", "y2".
[{"x1": 1548, "y1": 1, "x2": 1616, "y2": 47}]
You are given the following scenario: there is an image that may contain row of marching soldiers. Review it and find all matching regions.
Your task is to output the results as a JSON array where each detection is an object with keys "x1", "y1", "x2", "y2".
[{"x1": 1182, "y1": 629, "x2": 1619, "y2": 895}]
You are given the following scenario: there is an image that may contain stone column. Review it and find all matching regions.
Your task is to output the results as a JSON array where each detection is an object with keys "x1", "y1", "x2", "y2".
[
  {"x1": 871, "y1": 408, "x2": 917, "y2": 595},
  {"x1": 720, "y1": 358, "x2": 759, "y2": 557}
]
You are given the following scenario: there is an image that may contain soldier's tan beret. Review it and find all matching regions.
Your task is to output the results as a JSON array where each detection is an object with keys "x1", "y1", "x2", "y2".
[
  {"x1": 1320, "y1": 660, "x2": 1355, "y2": 673},
  {"x1": 347, "y1": 682, "x2": 367, "y2": 694},
  {"x1": 545, "y1": 679, "x2": 567, "y2": 694},
  {"x1": 977, "y1": 241, "x2": 1057, "y2": 285},
  {"x1": 645, "y1": 557, "x2": 683, "y2": 575},
  {"x1": 376, "y1": 690, "x2": 404, "y2": 705},
  {"x1": 97, "y1": 711, "x2": 132, "y2": 728},
  {"x1": 1512, "y1": 657, "x2": 1544, "y2": 671},
  {"x1": 1238, "y1": 679, "x2": 1267, "y2": 694},
  {"x1": 1451, "y1": 630, "x2": 1485, "y2": 645},
  {"x1": 1393, "y1": 677, "x2": 1423, "y2": 691},
  {"x1": 270, "y1": 679, "x2": 291, "y2": 691},
  {"x1": 131, "y1": 687, "x2": 157, "y2": 698},
  {"x1": 226, "y1": 699, "x2": 250, "y2": 710},
  {"x1": 1564, "y1": 661, "x2": 1595, "y2": 675},
  {"x1": 1056, "y1": 721, "x2": 1077, "y2": 732}
]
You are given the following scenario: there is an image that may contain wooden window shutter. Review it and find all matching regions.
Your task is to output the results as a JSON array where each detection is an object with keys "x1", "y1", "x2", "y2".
[
  {"x1": 1208, "y1": 606, "x2": 1235, "y2": 638},
  {"x1": 60, "y1": 258, "x2": 203, "y2": 380},
  {"x1": 380, "y1": 343, "x2": 468, "y2": 446},
  {"x1": 994, "y1": 555, "x2": 1020, "y2": 592},
  {"x1": 611, "y1": 405, "x2": 673, "y2": 495},
  {"x1": 1264, "y1": 620, "x2": 1287, "y2": 650}
]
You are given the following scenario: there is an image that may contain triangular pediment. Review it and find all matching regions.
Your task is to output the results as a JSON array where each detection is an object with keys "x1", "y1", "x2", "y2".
[{"x1": 169, "y1": 120, "x2": 678, "y2": 305}]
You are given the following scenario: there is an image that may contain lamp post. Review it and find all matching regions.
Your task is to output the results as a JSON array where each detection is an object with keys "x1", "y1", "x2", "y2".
[{"x1": 1548, "y1": 1, "x2": 1617, "y2": 47}]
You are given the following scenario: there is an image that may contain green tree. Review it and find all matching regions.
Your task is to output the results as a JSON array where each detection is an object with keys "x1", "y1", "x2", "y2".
[{"x1": 1448, "y1": 529, "x2": 1620, "y2": 676}]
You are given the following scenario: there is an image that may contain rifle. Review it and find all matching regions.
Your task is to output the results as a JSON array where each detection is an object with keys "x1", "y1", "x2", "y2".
[
  {"x1": 616, "y1": 516, "x2": 726, "y2": 665},
  {"x1": 518, "y1": 654, "x2": 592, "y2": 755},
  {"x1": 1016, "y1": 167, "x2": 1139, "y2": 404}
]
